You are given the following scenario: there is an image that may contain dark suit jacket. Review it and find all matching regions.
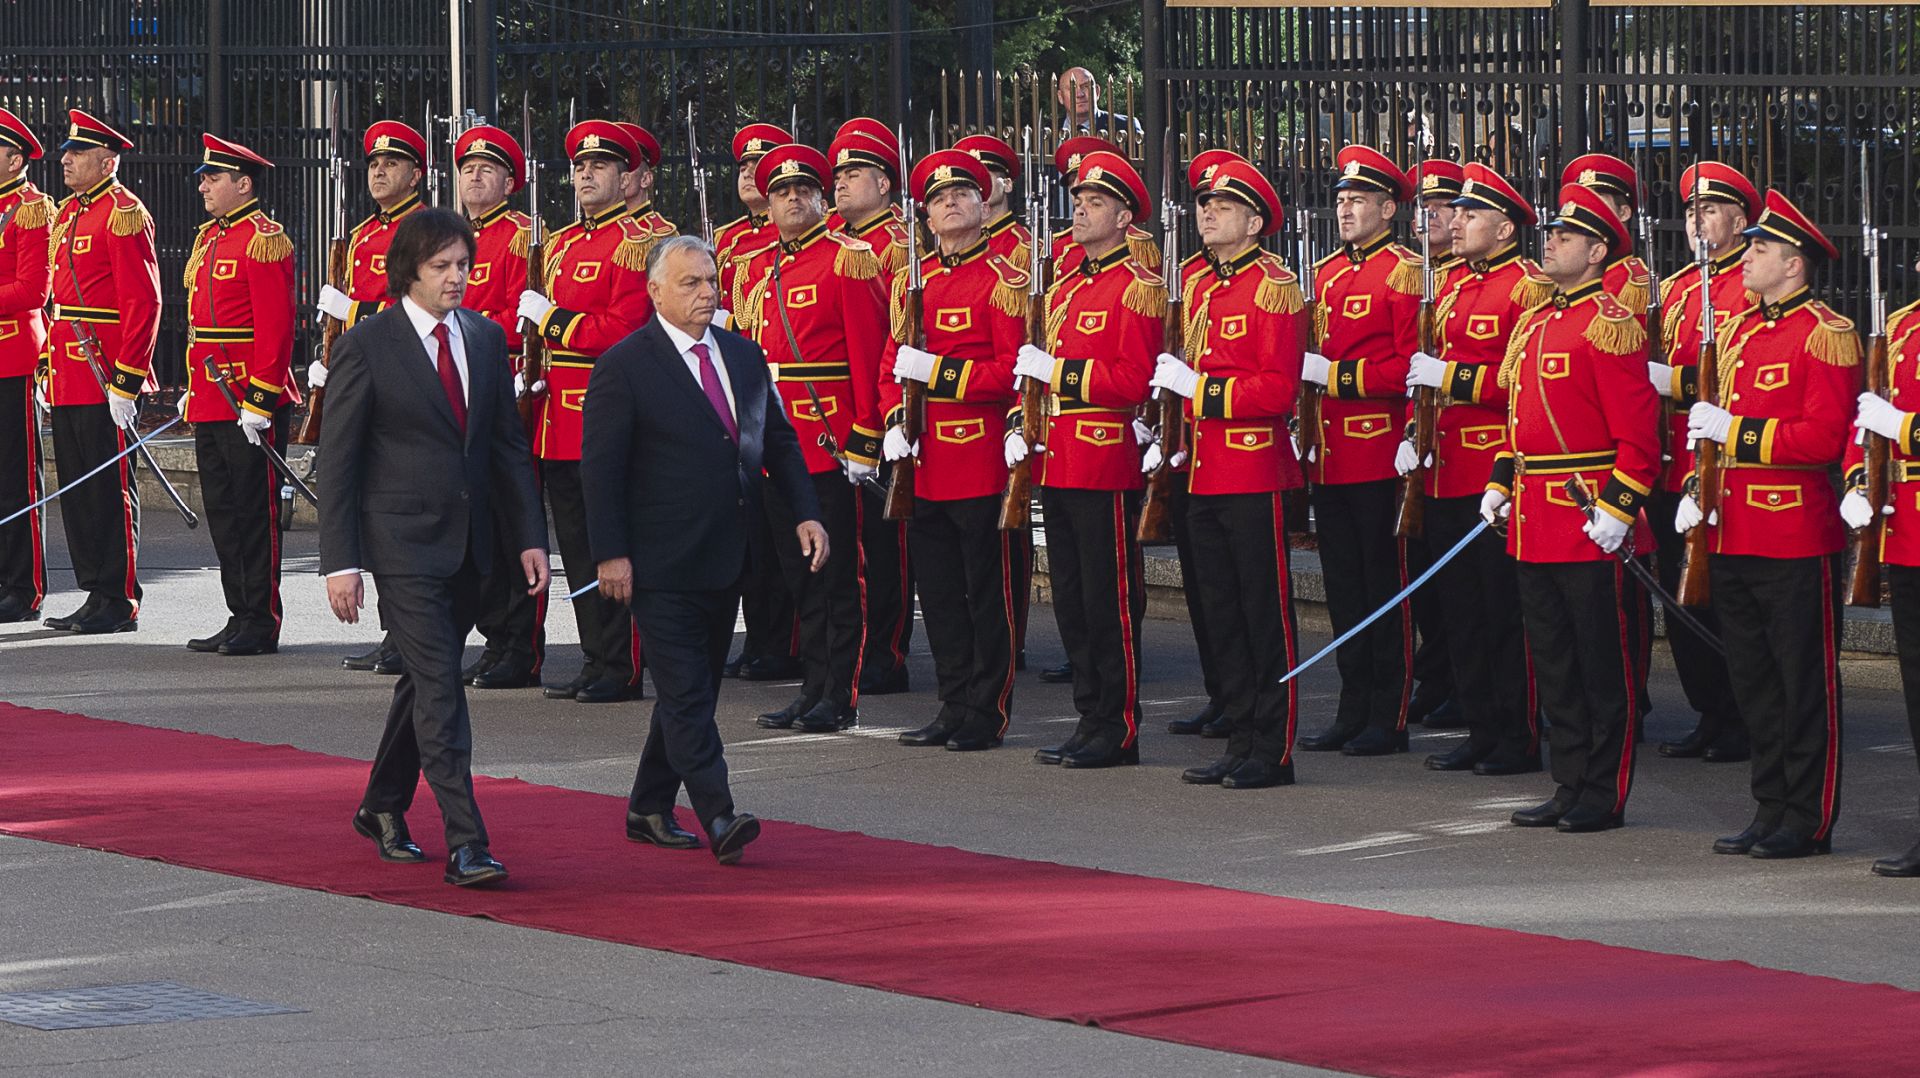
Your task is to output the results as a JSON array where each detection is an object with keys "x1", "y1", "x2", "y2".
[
  {"x1": 582, "y1": 316, "x2": 821, "y2": 592},
  {"x1": 317, "y1": 304, "x2": 544, "y2": 577}
]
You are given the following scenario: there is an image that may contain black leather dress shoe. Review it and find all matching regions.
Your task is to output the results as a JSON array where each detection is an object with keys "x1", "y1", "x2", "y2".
[
  {"x1": 795, "y1": 701, "x2": 858, "y2": 733},
  {"x1": 626, "y1": 811, "x2": 702, "y2": 850},
  {"x1": 574, "y1": 677, "x2": 637, "y2": 704},
  {"x1": 945, "y1": 729, "x2": 1003, "y2": 752},
  {"x1": 1297, "y1": 725, "x2": 1361, "y2": 752},
  {"x1": 1420, "y1": 698, "x2": 1465, "y2": 729},
  {"x1": 444, "y1": 843, "x2": 508, "y2": 886},
  {"x1": 1658, "y1": 725, "x2": 1712, "y2": 758},
  {"x1": 1511, "y1": 794, "x2": 1575, "y2": 827},
  {"x1": 186, "y1": 625, "x2": 236, "y2": 653},
  {"x1": 1341, "y1": 727, "x2": 1409, "y2": 756},
  {"x1": 1200, "y1": 714, "x2": 1231, "y2": 739},
  {"x1": 44, "y1": 598, "x2": 100, "y2": 632},
  {"x1": 472, "y1": 663, "x2": 540, "y2": 689},
  {"x1": 757, "y1": 696, "x2": 814, "y2": 729},
  {"x1": 353, "y1": 809, "x2": 427, "y2": 863},
  {"x1": 1167, "y1": 703, "x2": 1223, "y2": 736},
  {"x1": 1473, "y1": 751, "x2": 1542, "y2": 776},
  {"x1": 898, "y1": 720, "x2": 958, "y2": 747},
  {"x1": 371, "y1": 648, "x2": 405, "y2": 675},
  {"x1": 69, "y1": 609, "x2": 136, "y2": 635},
  {"x1": 343, "y1": 643, "x2": 386, "y2": 671},
  {"x1": 709, "y1": 812, "x2": 761, "y2": 865},
  {"x1": 1033, "y1": 736, "x2": 1087, "y2": 765},
  {"x1": 1181, "y1": 756, "x2": 1245, "y2": 785},
  {"x1": 1060, "y1": 742, "x2": 1140, "y2": 769},
  {"x1": 1871, "y1": 838, "x2": 1920, "y2": 877},
  {"x1": 217, "y1": 628, "x2": 277, "y2": 656},
  {"x1": 543, "y1": 673, "x2": 591, "y2": 700},
  {"x1": 1750, "y1": 829, "x2": 1831, "y2": 859},
  {"x1": 741, "y1": 655, "x2": 802, "y2": 681},
  {"x1": 462, "y1": 655, "x2": 495, "y2": 684},
  {"x1": 1221, "y1": 759, "x2": 1294, "y2": 789},
  {"x1": 1556, "y1": 805, "x2": 1624, "y2": 833},
  {"x1": 0, "y1": 594, "x2": 40, "y2": 624},
  {"x1": 1703, "y1": 735, "x2": 1751, "y2": 764},
  {"x1": 1424, "y1": 741, "x2": 1491, "y2": 772},
  {"x1": 1038, "y1": 661, "x2": 1074, "y2": 684},
  {"x1": 858, "y1": 665, "x2": 909, "y2": 695},
  {"x1": 1712, "y1": 817, "x2": 1780, "y2": 855}
]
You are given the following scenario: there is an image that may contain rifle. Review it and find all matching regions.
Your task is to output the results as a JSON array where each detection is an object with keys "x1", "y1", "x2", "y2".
[
  {"x1": 882, "y1": 123, "x2": 924, "y2": 521},
  {"x1": 1848, "y1": 141, "x2": 1890, "y2": 608},
  {"x1": 516, "y1": 92, "x2": 547, "y2": 426},
  {"x1": 1137, "y1": 123, "x2": 1185, "y2": 543},
  {"x1": 293, "y1": 88, "x2": 347, "y2": 446},
  {"x1": 1291, "y1": 144, "x2": 1322, "y2": 466},
  {"x1": 423, "y1": 103, "x2": 442, "y2": 207},
  {"x1": 999, "y1": 113, "x2": 1050, "y2": 530},
  {"x1": 1637, "y1": 144, "x2": 1665, "y2": 363},
  {"x1": 1676, "y1": 164, "x2": 1719, "y2": 606},
  {"x1": 1393, "y1": 202, "x2": 1438, "y2": 539},
  {"x1": 687, "y1": 100, "x2": 713, "y2": 246}
]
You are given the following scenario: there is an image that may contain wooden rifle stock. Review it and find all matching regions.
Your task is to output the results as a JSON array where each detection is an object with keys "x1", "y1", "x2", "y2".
[
  {"x1": 882, "y1": 282, "x2": 925, "y2": 521},
  {"x1": 1676, "y1": 337, "x2": 1720, "y2": 606},
  {"x1": 1848, "y1": 331, "x2": 1892, "y2": 607},
  {"x1": 1136, "y1": 311, "x2": 1185, "y2": 543},
  {"x1": 292, "y1": 235, "x2": 348, "y2": 445},
  {"x1": 999, "y1": 300, "x2": 1047, "y2": 530},
  {"x1": 1394, "y1": 303, "x2": 1438, "y2": 540},
  {"x1": 517, "y1": 232, "x2": 547, "y2": 427}
]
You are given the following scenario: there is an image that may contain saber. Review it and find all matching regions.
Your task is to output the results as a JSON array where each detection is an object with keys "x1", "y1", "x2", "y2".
[
  {"x1": 1280, "y1": 519, "x2": 1488, "y2": 684},
  {"x1": 565, "y1": 579, "x2": 598, "y2": 602},
  {"x1": 1565, "y1": 478, "x2": 1727, "y2": 656},
  {"x1": 201, "y1": 353, "x2": 319, "y2": 506},
  {"x1": 0, "y1": 414, "x2": 183, "y2": 529}
]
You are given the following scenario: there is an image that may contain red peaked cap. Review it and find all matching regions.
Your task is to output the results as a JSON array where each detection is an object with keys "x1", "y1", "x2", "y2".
[
  {"x1": 454, "y1": 125, "x2": 526, "y2": 192},
  {"x1": 0, "y1": 108, "x2": 44, "y2": 159},
  {"x1": 1411, "y1": 159, "x2": 1465, "y2": 200},
  {"x1": 616, "y1": 122, "x2": 662, "y2": 169},
  {"x1": 1744, "y1": 188, "x2": 1838, "y2": 261},
  {"x1": 828, "y1": 131, "x2": 900, "y2": 183},
  {"x1": 1333, "y1": 145, "x2": 1412, "y2": 202},
  {"x1": 733, "y1": 123, "x2": 793, "y2": 162},
  {"x1": 1562, "y1": 153, "x2": 1638, "y2": 209},
  {"x1": 1547, "y1": 182, "x2": 1631, "y2": 256},
  {"x1": 1452, "y1": 163, "x2": 1537, "y2": 227},
  {"x1": 754, "y1": 143, "x2": 830, "y2": 196},
  {"x1": 195, "y1": 134, "x2": 273, "y2": 177},
  {"x1": 910, "y1": 149, "x2": 990, "y2": 202},
  {"x1": 566, "y1": 120, "x2": 640, "y2": 168},
  {"x1": 62, "y1": 109, "x2": 135, "y2": 153},
  {"x1": 955, "y1": 134, "x2": 1017, "y2": 175},
  {"x1": 363, "y1": 120, "x2": 427, "y2": 164},
  {"x1": 1191, "y1": 154, "x2": 1283, "y2": 237},
  {"x1": 1071, "y1": 150, "x2": 1150, "y2": 224},
  {"x1": 1054, "y1": 134, "x2": 1122, "y2": 177},
  {"x1": 1679, "y1": 161, "x2": 1761, "y2": 220}
]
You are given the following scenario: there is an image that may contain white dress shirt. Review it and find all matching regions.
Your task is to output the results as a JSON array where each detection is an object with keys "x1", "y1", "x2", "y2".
[
  {"x1": 659, "y1": 316, "x2": 737, "y2": 421},
  {"x1": 401, "y1": 295, "x2": 469, "y2": 406}
]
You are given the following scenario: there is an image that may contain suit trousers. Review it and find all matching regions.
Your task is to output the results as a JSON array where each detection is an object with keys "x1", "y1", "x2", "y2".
[
  {"x1": 50, "y1": 401, "x2": 139, "y2": 617},
  {"x1": 1311, "y1": 479, "x2": 1409, "y2": 735},
  {"x1": 1187, "y1": 492, "x2": 1299, "y2": 765},
  {"x1": 859, "y1": 465, "x2": 915, "y2": 679},
  {"x1": 1429, "y1": 494, "x2": 1536, "y2": 760},
  {"x1": 1650, "y1": 490, "x2": 1741, "y2": 737},
  {"x1": 738, "y1": 496, "x2": 799, "y2": 662},
  {"x1": 475, "y1": 461, "x2": 548, "y2": 674},
  {"x1": 765, "y1": 470, "x2": 866, "y2": 708},
  {"x1": 362, "y1": 557, "x2": 489, "y2": 851},
  {"x1": 1168, "y1": 478, "x2": 1224, "y2": 713},
  {"x1": 0, "y1": 377, "x2": 45, "y2": 609},
  {"x1": 1711, "y1": 553, "x2": 1843, "y2": 839},
  {"x1": 1517, "y1": 559, "x2": 1641, "y2": 815},
  {"x1": 908, "y1": 494, "x2": 1017, "y2": 738},
  {"x1": 543, "y1": 459, "x2": 639, "y2": 686},
  {"x1": 1040, "y1": 486, "x2": 1146, "y2": 751},
  {"x1": 193, "y1": 411, "x2": 286, "y2": 637},
  {"x1": 628, "y1": 583, "x2": 740, "y2": 829}
]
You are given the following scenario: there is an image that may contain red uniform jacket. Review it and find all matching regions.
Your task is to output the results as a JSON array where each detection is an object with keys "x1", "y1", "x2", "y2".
[
  {"x1": 1700, "y1": 287, "x2": 1858, "y2": 559},
  {"x1": 717, "y1": 212, "x2": 773, "y2": 308},
  {"x1": 1037, "y1": 244, "x2": 1159, "y2": 491},
  {"x1": 879, "y1": 238, "x2": 1027, "y2": 501},
  {"x1": 47, "y1": 178, "x2": 161, "y2": 406},
  {"x1": 1182, "y1": 245, "x2": 1305, "y2": 496},
  {"x1": 1425, "y1": 245, "x2": 1551, "y2": 499},
  {"x1": 838, "y1": 209, "x2": 910, "y2": 290},
  {"x1": 1486, "y1": 280, "x2": 1660, "y2": 564},
  {"x1": 1605, "y1": 254, "x2": 1653, "y2": 329},
  {"x1": 341, "y1": 192, "x2": 422, "y2": 325},
  {"x1": 984, "y1": 211, "x2": 1031, "y2": 265},
  {"x1": 1660, "y1": 245, "x2": 1753, "y2": 492},
  {"x1": 532, "y1": 202, "x2": 654, "y2": 460},
  {"x1": 181, "y1": 201, "x2": 296, "y2": 422},
  {"x1": 0, "y1": 176, "x2": 54, "y2": 379},
  {"x1": 735, "y1": 223, "x2": 890, "y2": 474},
  {"x1": 1051, "y1": 225, "x2": 1161, "y2": 277},
  {"x1": 463, "y1": 202, "x2": 531, "y2": 354},
  {"x1": 1311, "y1": 231, "x2": 1421, "y2": 485},
  {"x1": 1848, "y1": 299, "x2": 1920, "y2": 566}
]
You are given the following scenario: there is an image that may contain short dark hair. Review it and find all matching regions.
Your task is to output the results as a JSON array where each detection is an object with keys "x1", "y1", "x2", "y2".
[{"x1": 385, "y1": 207, "x2": 476, "y2": 299}]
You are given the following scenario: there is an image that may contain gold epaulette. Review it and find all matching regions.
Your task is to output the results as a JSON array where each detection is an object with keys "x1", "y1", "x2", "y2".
[
  {"x1": 8, "y1": 192, "x2": 53, "y2": 232},
  {"x1": 988, "y1": 255, "x2": 1030, "y2": 319},
  {"x1": 1808, "y1": 303, "x2": 1862, "y2": 368},
  {"x1": 108, "y1": 186, "x2": 151, "y2": 237},
  {"x1": 1613, "y1": 258, "x2": 1650, "y2": 316},
  {"x1": 613, "y1": 218, "x2": 652, "y2": 272},
  {"x1": 1585, "y1": 296, "x2": 1647, "y2": 356},
  {"x1": 1385, "y1": 245, "x2": 1423, "y2": 296},
  {"x1": 1889, "y1": 297, "x2": 1920, "y2": 357},
  {"x1": 1121, "y1": 265, "x2": 1167, "y2": 319},
  {"x1": 509, "y1": 225, "x2": 530, "y2": 259},
  {"x1": 1125, "y1": 229, "x2": 1161, "y2": 269},
  {"x1": 1006, "y1": 239, "x2": 1030, "y2": 271},
  {"x1": 1254, "y1": 257, "x2": 1304, "y2": 316},
  {"x1": 887, "y1": 271, "x2": 911, "y2": 344},
  {"x1": 830, "y1": 234, "x2": 882, "y2": 281},
  {"x1": 1498, "y1": 303, "x2": 1554, "y2": 389},
  {"x1": 643, "y1": 212, "x2": 678, "y2": 238},
  {"x1": 247, "y1": 216, "x2": 292, "y2": 263},
  {"x1": 1511, "y1": 267, "x2": 1554, "y2": 311}
]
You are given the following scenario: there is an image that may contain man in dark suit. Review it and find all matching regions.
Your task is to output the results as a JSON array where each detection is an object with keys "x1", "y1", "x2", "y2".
[
  {"x1": 583, "y1": 233, "x2": 827, "y2": 866},
  {"x1": 320, "y1": 208, "x2": 549, "y2": 887}
]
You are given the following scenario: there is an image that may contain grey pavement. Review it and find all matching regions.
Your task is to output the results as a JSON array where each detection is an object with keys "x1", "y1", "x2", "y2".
[{"x1": 2, "y1": 506, "x2": 1918, "y2": 1077}]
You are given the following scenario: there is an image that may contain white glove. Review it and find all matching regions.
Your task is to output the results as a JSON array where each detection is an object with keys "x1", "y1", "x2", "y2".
[
  {"x1": 1005, "y1": 432, "x2": 1030, "y2": 468},
  {"x1": 1394, "y1": 439, "x2": 1425, "y2": 476},
  {"x1": 306, "y1": 359, "x2": 328, "y2": 389},
  {"x1": 1854, "y1": 391, "x2": 1910, "y2": 442},
  {"x1": 1013, "y1": 344, "x2": 1056, "y2": 385},
  {"x1": 846, "y1": 459, "x2": 878, "y2": 486},
  {"x1": 315, "y1": 284, "x2": 351, "y2": 322},
  {"x1": 1648, "y1": 361, "x2": 1674, "y2": 398},
  {"x1": 176, "y1": 392, "x2": 190, "y2": 418},
  {"x1": 1478, "y1": 489, "x2": 1510, "y2": 526},
  {"x1": 1673, "y1": 494, "x2": 1705, "y2": 533},
  {"x1": 1150, "y1": 353, "x2": 1201, "y2": 399},
  {"x1": 883, "y1": 425, "x2": 919, "y2": 462},
  {"x1": 1583, "y1": 511, "x2": 1630, "y2": 554},
  {"x1": 237, "y1": 409, "x2": 272, "y2": 447},
  {"x1": 107, "y1": 393, "x2": 138, "y2": 430},
  {"x1": 1840, "y1": 489, "x2": 1878, "y2": 530},
  {"x1": 527, "y1": 379, "x2": 547, "y2": 396},
  {"x1": 1131, "y1": 417, "x2": 1154, "y2": 445},
  {"x1": 1686, "y1": 402, "x2": 1733, "y2": 445},
  {"x1": 893, "y1": 344, "x2": 939, "y2": 384},
  {"x1": 1300, "y1": 352, "x2": 1331, "y2": 387},
  {"x1": 516, "y1": 289, "x2": 555, "y2": 326},
  {"x1": 1406, "y1": 351, "x2": 1446, "y2": 389},
  {"x1": 1142, "y1": 442, "x2": 1162, "y2": 473},
  {"x1": 710, "y1": 307, "x2": 732, "y2": 328}
]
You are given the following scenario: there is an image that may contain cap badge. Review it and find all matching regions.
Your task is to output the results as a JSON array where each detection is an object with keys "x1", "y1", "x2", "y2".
[
  {"x1": 1579, "y1": 168, "x2": 1597, "y2": 184},
  {"x1": 1342, "y1": 161, "x2": 1361, "y2": 177},
  {"x1": 374, "y1": 135, "x2": 392, "y2": 151},
  {"x1": 1086, "y1": 165, "x2": 1105, "y2": 182},
  {"x1": 581, "y1": 134, "x2": 601, "y2": 150}
]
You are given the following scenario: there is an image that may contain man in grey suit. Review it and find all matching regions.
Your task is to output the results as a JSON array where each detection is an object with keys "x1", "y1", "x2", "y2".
[{"x1": 319, "y1": 208, "x2": 549, "y2": 887}]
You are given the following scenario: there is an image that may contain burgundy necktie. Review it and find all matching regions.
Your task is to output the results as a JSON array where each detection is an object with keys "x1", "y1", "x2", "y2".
[
  {"x1": 691, "y1": 342, "x2": 737, "y2": 442},
  {"x1": 432, "y1": 322, "x2": 467, "y2": 434}
]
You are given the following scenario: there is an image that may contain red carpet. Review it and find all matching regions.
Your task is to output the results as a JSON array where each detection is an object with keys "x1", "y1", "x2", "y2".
[{"x1": 2, "y1": 704, "x2": 1916, "y2": 1076}]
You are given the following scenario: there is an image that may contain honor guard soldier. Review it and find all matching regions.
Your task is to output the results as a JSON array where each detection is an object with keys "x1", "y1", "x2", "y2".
[
  {"x1": 1680, "y1": 191, "x2": 1855, "y2": 859},
  {"x1": 43, "y1": 109, "x2": 161, "y2": 635},
  {"x1": 519, "y1": 119, "x2": 655, "y2": 703},
  {"x1": 829, "y1": 122, "x2": 908, "y2": 278},
  {"x1": 1488, "y1": 183, "x2": 1660, "y2": 834},
  {"x1": 1399, "y1": 164, "x2": 1551, "y2": 774},
  {"x1": 1646, "y1": 161, "x2": 1759, "y2": 764},
  {"x1": 0, "y1": 108, "x2": 52, "y2": 624},
  {"x1": 1294, "y1": 145, "x2": 1421, "y2": 756},
  {"x1": 956, "y1": 133, "x2": 1032, "y2": 264},
  {"x1": 731, "y1": 142, "x2": 889, "y2": 732},
  {"x1": 716, "y1": 122, "x2": 791, "y2": 311},
  {"x1": 618, "y1": 122, "x2": 678, "y2": 240},
  {"x1": 1012, "y1": 148, "x2": 1160, "y2": 769},
  {"x1": 179, "y1": 135, "x2": 295, "y2": 656},
  {"x1": 881, "y1": 149, "x2": 1025, "y2": 751},
  {"x1": 1848, "y1": 286, "x2": 1920, "y2": 877},
  {"x1": 452, "y1": 124, "x2": 549, "y2": 690},
  {"x1": 1150, "y1": 152, "x2": 1307, "y2": 788},
  {"x1": 1563, "y1": 153, "x2": 1654, "y2": 323},
  {"x1": 1049, "y1": 136, "x2": 1161, "y2": 277}
]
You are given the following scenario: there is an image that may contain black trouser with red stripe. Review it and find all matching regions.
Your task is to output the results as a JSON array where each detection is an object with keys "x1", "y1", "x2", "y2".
[
  {"x1": 1649, "y1": 490, "x2": 1741, "y2": 738},
  {"x1": 1041, "y1": 486, "x2": 1146, "y2": 752},
  {"x1": 1187, "y1": 491, "x2": 1299, "y2": 766},
  {"x1": 1168, "y1": 478, "x2": 1225, "y2": 716},
  {"x1": 1712, "y1": 553, "x2": 1843, "y2": 840},
  {"x1": 767, "y1": 469, "x2": 866, "y2": 710},
  {"x1": 1886, "y1": 565, "x2": 1920, "y2": 813},
  {"x1": 1311, "y1": 478, "x2": 1409, "y2": 736},
  {"x1": 0, "y1": 376, "x2": 46, "y2": 611},
  {"x1": 1517, "y1": 559, "x2": 1643, "y2": 815},
  {"x1": 475, "y1": 459, "x2": 548, "y2": 675},
  {"x1": 739, "y1": 496, "x2": 799, "y2": 663},
  {"x1": 50, "y1": 401, "x2": 139, "y2": 618},
  {"x1": 542, "y1": 459, "x2": 639, "y2": 687},
  {"x1": 193, "y1": 410, "x2": 286, "y2": 638},
  {"x1": 909, "y1": 494, "x2": 1015, "y2": 739},
  {"x1": 859, "y1": 471, "x2": 914, "y2": 680},
  {"x1": 1429, "y1": 494, "x2": 1536, "y2": 761}
]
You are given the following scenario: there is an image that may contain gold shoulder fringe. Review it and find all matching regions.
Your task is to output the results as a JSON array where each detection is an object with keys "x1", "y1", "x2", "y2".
[
  {"x1": 1613, "y1": 273, "x2": 1648, "y2": 318},
  {"x1": 509, "y1": 225, "x2": 530, "y2": 260},
  {"x1": 613, "y1": 232, "x2": 653, "y2": 273},
  {"x1": 11, "y1": 194, "x2": 52, "y2": 232},
  {"x1": 1585, "y1": 310, "x2": 1647, "y2": 357},
  {"x1": 835, "y1": 243, "x2": 882, "y2": 281},
  {"x1": 991, "y1": 279, "x2": 1029, "y2": 320},
  {"x1": 1386, "y1": 255, "x2": 1423, "y2": 296},
  {"x1": 109, "y1": 193, "x2": 150, "y2": 237},
  {"x1": 1255, "y1": 273, "x2": 1304, "y2": 316},
  {"x1": 1122, "y1": 276, "x2": 1167, "y2": 319},
  {"x1": 1510, "y1": 272, "x2": 1553, "y2": 312},
  {"x1": 1808, "y1": 316, "x2": 1862, "y2": 368},
  {"x1": 1311, "y1": 300, "x2": 1328, "y2": 349},
  {"x1": 1889, "y1": 298, "x2": 1920, "y2": 359},
  {"x1": 182, "y1": 234, "x2": 210, "y2": 288},
  {"x1": 1007, "y1": 240, "x2": 1030, "y2": 272},
  {"x1": 888, "y1": 272, "x2": 911, "y2": 345},
  {"x1": 1126, "y1": 231, "x2": 1161, "y2": 269},
  {"x1": 248, "y1": 227, "x2": 292, "y2": 264}
]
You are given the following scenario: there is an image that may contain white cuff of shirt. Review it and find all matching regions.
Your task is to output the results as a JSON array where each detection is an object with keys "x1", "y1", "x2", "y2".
[{"x1": 326, "y1": 568, "x2": 362, "y2": 578}]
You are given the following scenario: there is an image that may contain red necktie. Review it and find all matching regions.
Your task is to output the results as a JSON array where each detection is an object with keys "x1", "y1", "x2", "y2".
[
  {"x1": 432, "y1": 322, "x2": 467, "y2": 434},
  {"x1": 692, "y1": 342, "x2": 738, "y2": 442}
]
